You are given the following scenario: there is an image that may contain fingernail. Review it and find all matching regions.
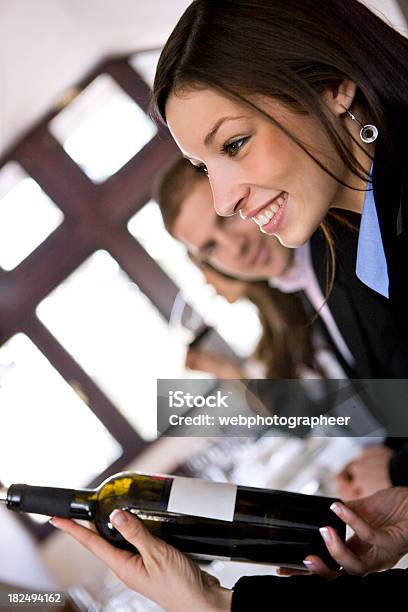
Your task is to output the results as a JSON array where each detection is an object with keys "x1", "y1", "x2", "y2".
[
  {"x1": 330, "y1": 502, "x2": 343, "y2": 516},
  {"x1": 48, "y1": 518, "x2": 56, "y2": 527},
  {"x1": 319, "y1": 527, "x2": 332, "y2": 544},
  {"x1": 110, "y1": 509, "x2": 128, "y2": 528},
  {"x1": 303, "y1": 559, "x2": 315, "y2": 571}
]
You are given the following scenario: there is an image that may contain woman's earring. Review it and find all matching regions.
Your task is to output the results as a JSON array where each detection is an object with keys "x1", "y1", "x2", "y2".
[{"x1": 343, "y1": 108, "x2": 378, "y2": 143}]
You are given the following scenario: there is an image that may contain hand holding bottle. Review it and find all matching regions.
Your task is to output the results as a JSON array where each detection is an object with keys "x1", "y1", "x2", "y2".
[
  {"x1": 51, "y1": 510, "x2": 233, "y2": 612},
  {"x1": 1, "y1": 473, "x2": 345, "y2": 567},
  {"x1": 298, "y1": 487, "x2": 408, "y2": 578}
]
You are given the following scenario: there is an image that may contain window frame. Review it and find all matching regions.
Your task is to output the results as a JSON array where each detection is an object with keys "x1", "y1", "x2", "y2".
[{"x1": 0, "y1": 54, "x2": 236, "y2": 541}]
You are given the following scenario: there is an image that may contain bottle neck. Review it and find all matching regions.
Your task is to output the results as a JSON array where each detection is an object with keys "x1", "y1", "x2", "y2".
[{"x1": 5, "y1": 484, "x2": 95, "y2": 520}]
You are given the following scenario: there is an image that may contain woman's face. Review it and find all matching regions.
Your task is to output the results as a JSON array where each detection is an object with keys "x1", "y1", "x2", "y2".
[
  {"x1": 173, "y1": 176, "x2": 293, "y2": 280},
  {"x1": 166, "y1": 88, "x2": 351, "y2": 248}
]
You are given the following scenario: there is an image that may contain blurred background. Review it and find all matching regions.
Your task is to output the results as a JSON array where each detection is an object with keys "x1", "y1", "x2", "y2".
[{"x1": 0, "y1": 1, "x2": 407, "y2": 609}]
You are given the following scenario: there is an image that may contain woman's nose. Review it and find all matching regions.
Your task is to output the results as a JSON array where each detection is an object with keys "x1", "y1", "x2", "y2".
[{"x1": 210, "y1": 176, "x2": 247, "y2": 217}]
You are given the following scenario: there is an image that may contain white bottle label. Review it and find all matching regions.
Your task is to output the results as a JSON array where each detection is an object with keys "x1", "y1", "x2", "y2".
[
  {"x1": 188, "y1": 553, "x2": 232, "y2": 562},
  {"x1": 167, "y1": 477, "x2": 238, "y2": 522}
]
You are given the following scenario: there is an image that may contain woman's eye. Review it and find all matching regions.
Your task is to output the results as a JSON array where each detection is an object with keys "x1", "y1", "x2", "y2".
[
  {"x1": 204, "y1": 241, "x2": 216, "y2": 256},
  {"x1": 222, "y1": 136, "x2": 249, "y2": 157}
]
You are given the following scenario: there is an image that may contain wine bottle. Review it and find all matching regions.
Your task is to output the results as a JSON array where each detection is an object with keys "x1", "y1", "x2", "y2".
[{"x1": 0, "y1": 472, "x2": 345, "y2": 569}]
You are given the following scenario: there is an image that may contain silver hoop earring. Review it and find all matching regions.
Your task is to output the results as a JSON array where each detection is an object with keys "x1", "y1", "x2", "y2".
[{"x1": 343, "y1": 108, "x2": 378, "y2": 144}]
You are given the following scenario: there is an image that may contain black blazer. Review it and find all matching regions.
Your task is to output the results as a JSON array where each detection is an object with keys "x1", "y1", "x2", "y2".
[
  {"x1": 372, "y1": 112, "x2": 408, "y2": 345},
  {"x1": 310, "y1": 212, "x2": 408, "y2": 378},
  {"x1": 232, "y1": 570, "x2": 407, "y2": 607},
  {"x1": 388, "y1": 440, "x2": 408, "y2": 486}
]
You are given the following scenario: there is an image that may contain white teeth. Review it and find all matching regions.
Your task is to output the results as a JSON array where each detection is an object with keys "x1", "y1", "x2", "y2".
[
  {"x1": 254, "y1": 213, "x2": 269, "y2": 226},
  {"x1": 252, "y1": 192, "x2": 287, "y2": 227}
]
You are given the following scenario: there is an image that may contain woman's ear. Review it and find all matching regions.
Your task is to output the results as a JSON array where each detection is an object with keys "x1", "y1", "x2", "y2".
[{"x1": 324, "y1": 79, "x2": 357, "y2": 116}]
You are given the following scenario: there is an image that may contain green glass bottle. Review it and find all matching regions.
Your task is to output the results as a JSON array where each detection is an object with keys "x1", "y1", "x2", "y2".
[{"x1": 0, "y1": 471, "x2": 345, "y2": 569}]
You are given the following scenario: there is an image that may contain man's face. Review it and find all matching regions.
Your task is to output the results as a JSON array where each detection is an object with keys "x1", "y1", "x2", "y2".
[{"x1": 172, "y1": 178, "x2": 293, "y2": 280}]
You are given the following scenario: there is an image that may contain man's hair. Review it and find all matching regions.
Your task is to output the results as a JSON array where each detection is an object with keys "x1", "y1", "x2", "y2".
[{"x1": 153, "y1": 157, "x2": 207, "y2": 235}]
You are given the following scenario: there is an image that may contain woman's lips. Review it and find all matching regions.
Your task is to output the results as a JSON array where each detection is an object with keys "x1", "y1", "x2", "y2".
[
  {"x1": 250, "y1": 192, "x2": 288, "y2": 228},
  {"x1": 259, "y1": 192, "x2": 288, "y2": 235},
  {"x1": 240, "y1": 191, "x2": 285, "y2": 222}
]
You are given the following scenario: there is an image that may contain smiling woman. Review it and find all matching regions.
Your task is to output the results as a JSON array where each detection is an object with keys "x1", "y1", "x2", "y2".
[
  {"x1": 151, "y1": 0, "x2": 408, "y2": 347},
  {"x1": 153, "y1": 156, "x2": 333, "y2": 380},
  {"x1": 165, "y1": 87, "x2": 354, "y2": 249},
  {"x1": 155, "y1": 158, "x2": 292, "y2": 281}
]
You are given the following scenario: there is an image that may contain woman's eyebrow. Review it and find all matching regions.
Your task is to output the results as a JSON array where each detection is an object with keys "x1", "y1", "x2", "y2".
[{"x1": 204, "y1": 116, "x2": 245, "y2": 146}]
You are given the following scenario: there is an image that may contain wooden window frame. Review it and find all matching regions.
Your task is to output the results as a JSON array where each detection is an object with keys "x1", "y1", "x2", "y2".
[{"x1": 0, "y1": 54, "x2": 200, "y2": 541}]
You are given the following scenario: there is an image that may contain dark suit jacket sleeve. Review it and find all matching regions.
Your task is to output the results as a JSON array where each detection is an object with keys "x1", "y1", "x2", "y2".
[
  {"x1": 389, "y1": 442, "x2": 408, "y2": 486},
  {"x1": 231, "y1": 570, "x2": 407, "y2": 608}
]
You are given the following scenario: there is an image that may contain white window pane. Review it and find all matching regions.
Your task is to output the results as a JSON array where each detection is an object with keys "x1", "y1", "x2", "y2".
[
  {"x1": 36, "y1": 251, "x2": 193, "y2": 440},
  {"x1": 130, "y1": 50, "x2": 161, "y2": 89},
  {"x1": 0, "y1": 334, "x2": 122, "y2": 488},
  {"x1": 49, "y1": 74, "x2": 157, "y2": 184},
  {"x1": 0, "y1": 162, "x2": 64, "y2": 270},
  {"x1": 128, "y1": 201, "x2": 262, "y2": 357}
]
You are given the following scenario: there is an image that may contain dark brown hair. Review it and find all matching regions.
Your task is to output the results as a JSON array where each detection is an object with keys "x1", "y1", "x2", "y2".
[
  {"x1": 247, "y1": 281, "x2": 320, "y2": 379},
  {"x1": 203, "y1": 263, "x2": 321, "y2": 379},
  {"x1": 151, "y1": 0, "x2": 408, "y2": 293},
  {"x1": 152, "y1": 0, "x2": 408, "y2": 180},
  {"x1": 153, "y1": 156, "x2": 203, "y2": 236}
]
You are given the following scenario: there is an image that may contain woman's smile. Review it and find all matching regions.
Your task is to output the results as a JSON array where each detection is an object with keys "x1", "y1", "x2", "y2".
[
  {"x1": 241, "y1": 191, "x2": 289, "y2": 235},
  {"x1": 166, "y1": 87, "x2": 370, "y2": 248}
]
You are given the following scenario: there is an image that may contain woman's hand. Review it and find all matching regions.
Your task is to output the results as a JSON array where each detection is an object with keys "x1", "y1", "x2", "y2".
[
  {"x1": 186, "y1": 348, "x2": 245, "y2": 379},
  {"x1": 302, "y1": 487, "x2": 408, "y2": 578},
  {"x1": 51, "y1": 510, "x2": 232, "y2": 612},
  {"x1": 335, "y1": 446, "x2": 393, "y2": 500}
]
